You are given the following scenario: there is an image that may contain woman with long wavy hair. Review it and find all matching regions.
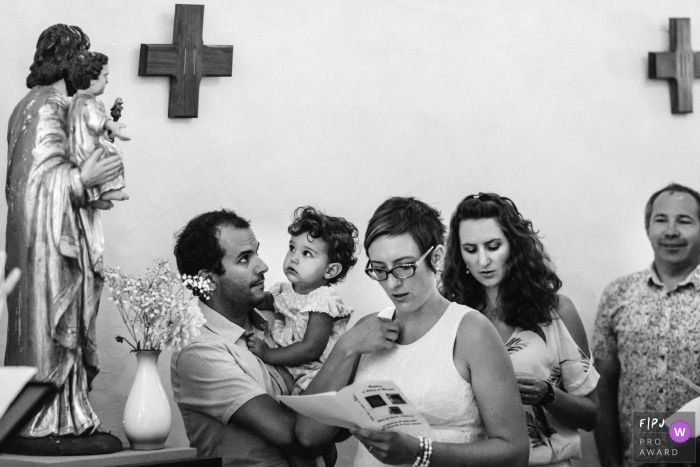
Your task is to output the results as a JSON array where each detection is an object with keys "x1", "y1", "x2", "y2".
[{"x1": 442, "y1": 193, "x2": 599, "y2": 467}]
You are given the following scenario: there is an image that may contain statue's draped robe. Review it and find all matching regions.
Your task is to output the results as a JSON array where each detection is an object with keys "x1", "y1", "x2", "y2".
[{"x1": 5, "y1": 86, "x2": 103, "y2": 437}]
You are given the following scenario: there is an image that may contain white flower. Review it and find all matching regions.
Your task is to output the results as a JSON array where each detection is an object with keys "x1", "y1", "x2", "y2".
[{"x1": 164, "y1": 299, "x2": 206, "y2": 351}]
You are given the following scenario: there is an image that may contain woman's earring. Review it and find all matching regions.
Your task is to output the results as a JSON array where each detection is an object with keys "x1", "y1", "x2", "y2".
[{"x1": 465, "y1": 267, "x2": 470, "y2": 275}]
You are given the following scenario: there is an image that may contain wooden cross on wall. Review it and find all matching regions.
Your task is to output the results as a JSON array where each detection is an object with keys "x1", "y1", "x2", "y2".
[
  {"x1": 649, "y1": 18, "x2": 700, "y2": 114},
  {"x1": 139, "y1": 4, "x2": 233, "y2": 118}
]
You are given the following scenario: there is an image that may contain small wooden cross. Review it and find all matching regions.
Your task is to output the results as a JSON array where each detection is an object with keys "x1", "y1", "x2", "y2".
[
  {"x1": 648, "y1": 18, "x2": 700, "y2": 114},
  {"x1": 139, "y1": 4, "x2": 233, "y2": 118}
]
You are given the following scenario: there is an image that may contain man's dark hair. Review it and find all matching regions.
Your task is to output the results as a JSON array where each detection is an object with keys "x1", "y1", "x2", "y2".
[
  {"x1": 288, "y1": 206, "x2": 359, "y2": 284},
  {"x1": 66, "y1": 51, "x2": 108, "y2": 95},
  {"x1": 27, "y1": 24, "x2": 90, "y2": 90},
  {"x1": 645, "y1": 183, "x2": 700, "y2": 230},
  {"x1": 174, "y1": 209, "x2": 251, "y2": 278},
  {"x1": 364, "y1": 197, "x2": 445, "y2": 273}
]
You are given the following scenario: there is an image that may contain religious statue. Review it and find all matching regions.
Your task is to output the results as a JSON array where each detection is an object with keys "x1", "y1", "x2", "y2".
[{"x1": 3, "y1": 24, "x2": 123, "y2": 455}]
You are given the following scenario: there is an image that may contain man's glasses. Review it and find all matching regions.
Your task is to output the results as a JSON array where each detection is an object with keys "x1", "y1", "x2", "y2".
[{"x1": 365, "y1": 246, "x2": 435, "y2": 281}]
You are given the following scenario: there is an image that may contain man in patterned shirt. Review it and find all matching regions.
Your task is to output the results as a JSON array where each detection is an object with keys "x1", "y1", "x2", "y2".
[{"x1": 593, "y1": 183, "x2": 700, "y2": 467}]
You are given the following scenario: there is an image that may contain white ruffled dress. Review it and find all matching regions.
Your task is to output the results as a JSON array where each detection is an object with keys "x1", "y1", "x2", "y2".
[{"x1": 270, "y1": 282, "x2": 353, "y2": 394}]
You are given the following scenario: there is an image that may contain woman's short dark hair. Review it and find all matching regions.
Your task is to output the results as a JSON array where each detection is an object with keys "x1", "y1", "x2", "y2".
[
  {"x1": 364, "y1": 197, "x2": 445, "y2": 272},
  {"x1": 288, "y1": 206, "x2": 359, "y2": 284},
  {"x1": 442, "y1": 193, "x2": 561, "y2": 329},
  {"x1": 174, "y1": 209, "x2": 251, "y2": 280},
  {"x1": 67, "y1": 51, "x2": 108, "y2": 95},
  {"x1": 27, "y1": 24, "x2": 90, "y2": 90}
]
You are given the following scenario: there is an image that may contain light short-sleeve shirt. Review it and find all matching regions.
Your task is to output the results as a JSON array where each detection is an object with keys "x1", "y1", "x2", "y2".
[
  {"x1": 171, "y1": 301, "x2": 291, "y2": 467},
  {"x1": 508, "y1": 314, "x2": 599, "y2": 465},
  {"x1": 592, "y1": 264, "x2": 700, "y2": 467}
]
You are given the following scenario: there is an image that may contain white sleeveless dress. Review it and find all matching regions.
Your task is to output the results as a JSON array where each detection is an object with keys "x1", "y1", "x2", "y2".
[{"x1": 353, "y1": 302, "x2": 487, "y2": 466}]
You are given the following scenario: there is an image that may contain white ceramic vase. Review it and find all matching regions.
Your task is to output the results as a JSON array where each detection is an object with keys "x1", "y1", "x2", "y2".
[{"x1": 123, "y1": 350, "x2": 171, "y2": 450}]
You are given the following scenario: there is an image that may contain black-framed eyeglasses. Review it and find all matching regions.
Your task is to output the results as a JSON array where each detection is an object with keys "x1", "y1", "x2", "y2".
[{"x1": 365, "y1": 246, "x2": 435, "y2": 281}]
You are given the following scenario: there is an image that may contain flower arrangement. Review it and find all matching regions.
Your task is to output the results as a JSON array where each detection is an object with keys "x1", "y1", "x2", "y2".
[
  {"x1": 181, "y1": 274, "x2": 213, "y2": 300},
  {"x1": 105, "y1": 259, "x2": 207, "y2": 351}
]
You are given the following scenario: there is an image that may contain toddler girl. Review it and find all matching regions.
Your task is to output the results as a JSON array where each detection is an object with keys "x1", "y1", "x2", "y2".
[
  {"x1": 67, "y1": 51, "x2": 129, "y2": 204},
  {"x1": 247, "y1": 206, "x2": 358, "y2": 395}
]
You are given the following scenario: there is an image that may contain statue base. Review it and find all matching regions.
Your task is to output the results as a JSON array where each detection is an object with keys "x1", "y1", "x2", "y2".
[{"x1": 0, "y1": 432, "x2": 122, "y2": 456}]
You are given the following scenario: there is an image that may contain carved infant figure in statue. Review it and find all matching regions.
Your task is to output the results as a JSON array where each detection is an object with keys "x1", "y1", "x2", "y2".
[{"x1": 68, "y1": 51, "x2": 130, "y2": 204}]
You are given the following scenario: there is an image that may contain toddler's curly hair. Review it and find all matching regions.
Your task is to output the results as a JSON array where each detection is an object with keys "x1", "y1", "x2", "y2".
[{"x1": 288, "y1": 206, "x2": 359, "y2": 284}]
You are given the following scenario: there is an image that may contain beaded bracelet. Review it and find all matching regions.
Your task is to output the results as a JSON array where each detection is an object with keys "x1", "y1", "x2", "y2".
[
  {"x1": 412, "y1": 436, "x2": 433, "y2": 466},
  {"x1": 421, "y1": 437, "x2": 433, "y2": 466},
  {"x1": 412, "y1": 436, "x2": 424, "y2": 467}
]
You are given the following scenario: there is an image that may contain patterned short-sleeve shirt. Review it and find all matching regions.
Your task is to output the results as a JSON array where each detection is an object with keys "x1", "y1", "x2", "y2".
[
  {"x1": 508, "y1": 314, "x2": 599, "y2": 465},
  {"x1": 592, "y1": 264, "x2": 700, "y2": 467}
]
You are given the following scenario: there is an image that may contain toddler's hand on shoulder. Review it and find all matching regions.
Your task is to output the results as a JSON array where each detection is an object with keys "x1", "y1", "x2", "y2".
[{"x1": 246, "y1": 334, "x2": 270, "y2": 361}]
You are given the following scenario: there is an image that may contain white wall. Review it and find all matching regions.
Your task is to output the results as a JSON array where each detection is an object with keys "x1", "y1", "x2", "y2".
[{"x1": 2, "y1": 1, "x2": 700, "y2": 465}]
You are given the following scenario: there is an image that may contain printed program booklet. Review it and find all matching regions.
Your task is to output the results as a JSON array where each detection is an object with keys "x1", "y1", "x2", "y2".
[
  {"x1": 0, "y1": 367, "x2": 37, "y2": 421},
  {"x1": 278, "y1": 380, "x2": 430, "y2": 436},
  {"x1": 0, "y1": 366, "x2": 57, "y2": 445},
  {"x1": 668, "y1": 397, "x2": 700, "y2": 437},
  {"x1": 668, "y1": 374, "x2": 700, "y2": 436}
]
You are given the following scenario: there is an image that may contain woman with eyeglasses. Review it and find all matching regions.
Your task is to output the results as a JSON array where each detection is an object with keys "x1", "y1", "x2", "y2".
[
  {"x1": 441, "y1": 193, "x2": 600, "y2": 466},
  {"x1": 296, "y1": 197, "x2": 528, "y2": 466}
]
